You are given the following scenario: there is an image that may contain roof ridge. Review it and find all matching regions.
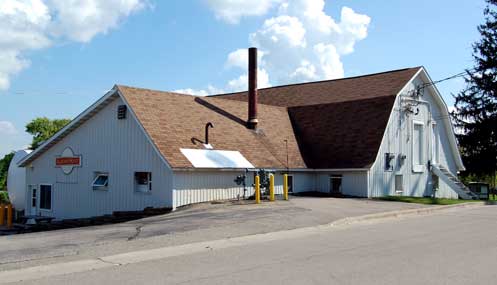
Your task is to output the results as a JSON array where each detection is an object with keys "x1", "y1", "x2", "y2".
[
  {"x1": 116, "y1": 84, "x2": 197, "y2": 97},
  {"x1": 207, "y1": 95, "x2": 288, "y2": 109},
  {"x1": 210, "y1": 66, "x2": 422, "y2": 97}
]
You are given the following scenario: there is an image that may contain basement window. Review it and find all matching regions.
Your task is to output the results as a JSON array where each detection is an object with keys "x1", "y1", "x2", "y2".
[
  {"x1": 395, "y1": 175, "x2": 403, "y2": 193},
  {"x1": 135, "y1": 172, "x2": 152, "y2": 192},
  {"x1": 92, "y1": 172, "x2": 109, "y2": 191}
]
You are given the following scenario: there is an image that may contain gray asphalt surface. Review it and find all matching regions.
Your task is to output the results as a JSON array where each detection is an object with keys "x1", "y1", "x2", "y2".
[
  {"x1": 15, "y1": 205, "x2": 497, "y2": 285},
  {"x1": 0, "y1": 197, "x2": 428, "y2": 270}
]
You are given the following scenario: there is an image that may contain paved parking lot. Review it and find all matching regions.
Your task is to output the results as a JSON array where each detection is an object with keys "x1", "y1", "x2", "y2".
[
  {"x1": 15, "y1": 205, "x2": 494, "y2": 285},
  {"x1": 0, "y1": 197, "x2": 429, "y2": 270}
]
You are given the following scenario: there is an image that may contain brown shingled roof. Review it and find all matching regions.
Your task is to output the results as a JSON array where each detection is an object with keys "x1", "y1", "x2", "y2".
[
  {"x1": 214, "y1": 67, "x2": 421, "y2": 169},
  {"x1": 19, "y1": 67, "x2": 420, "y2": 170},
  {"x1": 288, "y1": 96, "x2": 396, "y2": 168},
  {"x1": 213, "y1": 67, "x2": 420, "y2": 107},
  {"x1": 117, "y1": 86, "x2": 307, "y2": 169}
]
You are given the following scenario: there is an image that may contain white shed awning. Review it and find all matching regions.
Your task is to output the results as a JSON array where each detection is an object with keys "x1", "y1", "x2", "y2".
[{"x1": 180, "y1": 149, "x2": 254, "y2": 169}]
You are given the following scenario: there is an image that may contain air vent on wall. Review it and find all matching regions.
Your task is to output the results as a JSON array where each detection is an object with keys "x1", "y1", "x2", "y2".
[{"x1": 117, "y1": 105, "x2": 127, "y2": 119}]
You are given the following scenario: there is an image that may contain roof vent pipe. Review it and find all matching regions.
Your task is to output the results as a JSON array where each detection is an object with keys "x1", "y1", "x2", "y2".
[
  {"x1": 205, "y1": 122, "x2": 214, "y2": 145},
  {"x1": 247, "y1": 47, "x2": 258, "y2": 129}
]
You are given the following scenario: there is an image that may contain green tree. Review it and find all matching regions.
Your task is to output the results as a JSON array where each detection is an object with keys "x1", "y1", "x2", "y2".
[
  {"x1": 25, "y1": 117, "x2": 71, "y2": 150},
  {"x1": 0, "y1": 152, "x2": 15, "y2": 191},
  {"x1": 453, "y1": 0, "x2": 497, "y2": 187}
]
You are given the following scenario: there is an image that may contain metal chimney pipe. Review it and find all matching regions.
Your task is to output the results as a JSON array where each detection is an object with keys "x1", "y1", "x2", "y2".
[
  {"x1": 247, "y1": 47, "x2": 258, "y2": 129},
  {"x1": 205, "y1": 122, "x2": 213, "y2": 145}
]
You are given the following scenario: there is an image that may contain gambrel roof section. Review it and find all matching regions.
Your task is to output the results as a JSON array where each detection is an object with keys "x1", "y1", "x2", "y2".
[
  {"x1": 213, "y1": 67, "x2": 421, "y2": 107},
  {"x1": 215, "y1": 67, "x2": 423, "y2": 169}
]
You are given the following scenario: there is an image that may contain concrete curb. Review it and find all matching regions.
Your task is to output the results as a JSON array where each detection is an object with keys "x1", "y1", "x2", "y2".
[
  {"x1": 0, "y1": 202, "x2": 486, "y2": 283},
  {"x1": 327, "y1": 202, "x2": 486, "y2": 228}
]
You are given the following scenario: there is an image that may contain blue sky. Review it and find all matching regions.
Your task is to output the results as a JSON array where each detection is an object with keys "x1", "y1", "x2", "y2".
[{"x1": 0, "y1": 0, "x2": 487, "y2": 157}]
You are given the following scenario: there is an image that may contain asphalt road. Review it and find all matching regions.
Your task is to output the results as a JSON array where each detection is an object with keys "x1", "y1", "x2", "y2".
[
  {"x1": 11, "y1": 205, "x2": 497, "y2": 285},
  {"x1": 0, "y1": 197, "x2": 427, "y2": 269}
]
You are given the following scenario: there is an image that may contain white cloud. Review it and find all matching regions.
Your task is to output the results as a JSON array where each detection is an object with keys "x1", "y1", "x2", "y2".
[
  {"x1": 179, "y1": 0, "x2": 371, "y2": 96},
  {"x1": 0, "y1": 0, "x2": 51, "y2": 90},
  {"x1": 0, "y1": 121, "x2": 18, "y2": 135},
  {"x1": 313, "y1": 43, "x2": 344, "y2": 79},
  {"x1": 47, "y1": 0, "x2": 146, "y2": 42},
  {"x1": 0, "y1": 0, "x2": 146, "y2": 91},
  {"x1": 226, "y1": 49, "x2": 248, "y2": 69},
  {"x1": 247, "y1": 0, "x2": 370, "y2": 85},
  {"x1": 226, "y1": 68, "x2": 271, "y2": 92},
  {"x1": 205, "y1": 0, "x2": 281, "y2": 24},
  {"x1": 174, "y1": 85, "x2": 224, "y2": 96},
  {"x1": 250, "y1": 15, "x2": 306, "y2": 48},
  {"x1": 225, "y1": 48, "x2": 266, "y2": 71},
  {"x1": 291, "y1": 60, "x2": 317, "y2": 81},
  {"x1": 175, "y1": 68, "x2": 270, "y2": 96}
]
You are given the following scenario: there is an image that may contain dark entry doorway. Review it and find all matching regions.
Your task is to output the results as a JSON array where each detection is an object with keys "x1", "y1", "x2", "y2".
[{"x1": 330, "y1": 175, "x2": 342, "y2": 195}]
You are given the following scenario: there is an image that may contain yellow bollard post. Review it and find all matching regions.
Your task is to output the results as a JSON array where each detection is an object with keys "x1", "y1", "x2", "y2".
[
  {"x1": 7, "y1": 204, "x2": 12, "y2": 229},
  {"x1": 255, "y1": 175, "x2": 261, "y2": 204},
  {"x1": 269, "y1": 174, "x2": 275, "y2": 201},
  {"x1": 0, "y1": 204, "x2": 4, "y2": 226},
  {"x1": 283, "y1": 174, "x2": 289, "y2": 201}
]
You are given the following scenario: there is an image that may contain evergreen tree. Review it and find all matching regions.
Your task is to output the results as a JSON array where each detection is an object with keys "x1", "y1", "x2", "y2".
[{"x1": 453, "y1": 0, "x2": 497, "y2": 186}]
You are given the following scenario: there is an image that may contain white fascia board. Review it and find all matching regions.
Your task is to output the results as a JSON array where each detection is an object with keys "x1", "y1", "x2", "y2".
[{"x1": 18, "y1": 88, "x2": 119, "y2": 167}]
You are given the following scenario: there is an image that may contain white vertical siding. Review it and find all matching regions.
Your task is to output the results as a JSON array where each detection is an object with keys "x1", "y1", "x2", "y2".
[
  {"x1": 369, "y1": 75, "x2": 459, "y2": 199},
  {"x1": 289, "y1": 172, "x2": 316, "y2": 193},
  {"x1": 173, "y1": 170, "x2": 370, "y2": 209},
  {"x1": 26, "y1": 97, "x2": 173, "y2": 219},
  {"x1": 315, "y1": 172, "x2": 368, "y2": 197},
  {"x1": 172, "y1": 171, "x2": 317, "y2": 208},
  {"x1": 342, "y1": 172, "x2": 368, "y2": 197},
  {"x1": 173, "y1": 171, "x2": 250, "y2": 208}
]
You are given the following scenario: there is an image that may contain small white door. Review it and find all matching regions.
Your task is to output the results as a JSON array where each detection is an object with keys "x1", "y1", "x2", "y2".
[{"x1": 30, "y1": 186, "x2": 37, "y2": 216}]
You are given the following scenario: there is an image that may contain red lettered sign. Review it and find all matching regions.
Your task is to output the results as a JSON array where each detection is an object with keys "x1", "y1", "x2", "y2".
[{"x1": 55, "y1": 157, "x2": 81, "y2": 166}]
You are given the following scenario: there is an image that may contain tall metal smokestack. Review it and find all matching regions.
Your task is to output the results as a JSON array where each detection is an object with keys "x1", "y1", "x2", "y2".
[{"x1": 247, "y1": 47, "x2": 258, "y2": 129}]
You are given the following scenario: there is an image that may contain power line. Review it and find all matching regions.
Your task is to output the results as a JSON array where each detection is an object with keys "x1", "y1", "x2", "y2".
[{"x1": 419, "y1": 68, "x2": 476, "y2": 90}]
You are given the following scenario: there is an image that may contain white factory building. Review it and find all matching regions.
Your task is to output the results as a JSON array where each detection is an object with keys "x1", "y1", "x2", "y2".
[{"x1": 13, "y1": 49, "x2": 470, "y2": 220}]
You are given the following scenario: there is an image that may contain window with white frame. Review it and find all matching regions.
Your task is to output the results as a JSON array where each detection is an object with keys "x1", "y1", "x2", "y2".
[
  {"x1": 395, "y1": 175, "x2": 403, "y2": 192},
  {"x1": 39, "y1": 184, "x2": 52, "y2": 210},
  {"x1": 135, "y1": 172, "x2": 152, "y2": 192},
  {"x1": 92, "y1": 172, "x2": 109, "y2": 190},
  {"x1": 431, "y1": 122, "x2": 439, "y2": 164},
  {"x1": 412, "y1": 121, "x2": 425, "y2": 172}
]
